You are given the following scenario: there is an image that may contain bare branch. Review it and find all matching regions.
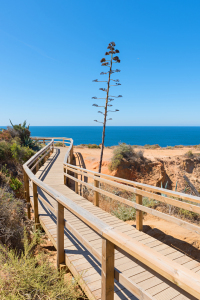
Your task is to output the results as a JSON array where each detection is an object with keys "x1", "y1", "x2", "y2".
[
  {"x1": 94, "y1": 120, "x2": 104, "y2": 124},
  {"x1": 107, "y1": 109, "x2": 119, "y2": 112},
  {"x1": 101, "y1": 62, "x2": 109, "y2": 66}
]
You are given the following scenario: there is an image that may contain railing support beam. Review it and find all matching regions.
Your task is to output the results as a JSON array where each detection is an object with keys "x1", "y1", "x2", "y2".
[
  {"x1": 36, "y1": 158, "x2": 39, "y2": 173},
  {"x1": 101, "y1": 238, "x2": 114, "y2": 300},
  {"x1": 75, "y1": 173, "x2": 78, "y2": 193},
  {"x1": 64, "y1": 167, "x2": 67, "y2": 186},
  {"x1": 33, "y1": 182, "x2": 39, "y2": 229},
  {"x1": 136, "y1": 192, "x2": 143, "y2": 231},
  {"x1": 94, "y1": 177, "x2": 99, "y2": 207},
  {"x1": 57, "y1": 202, "x2": 65, "y2": 268},
  {"x1": 23, "y1": 171, "x2": 31, "y2": 219}
]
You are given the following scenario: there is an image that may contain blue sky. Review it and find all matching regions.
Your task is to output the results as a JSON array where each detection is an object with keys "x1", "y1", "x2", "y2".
[{"x1": 1, "y1": 0, "x2": 200, "y2": 126}]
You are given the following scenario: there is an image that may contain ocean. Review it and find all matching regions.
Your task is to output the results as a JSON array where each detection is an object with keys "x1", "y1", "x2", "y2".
[{"x1": 1, "y1": 126, "x2": 200, "y2": 147}]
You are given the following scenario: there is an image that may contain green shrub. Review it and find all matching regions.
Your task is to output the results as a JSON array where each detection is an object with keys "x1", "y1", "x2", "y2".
[
  {"x1": 142, "y1": 197, "x2": 158, "y2": 208},
  {"x1": 24, "y1": 136, "x2": 41, "y2": 151},
  {"x1": 109, "y1": 143, "x2": 144, "y2": 171},
  {"x1": 10, "y1": 177, "x2": 23, "y2": 191},
  {"x1": 9, "y1": 121, "x2": 40, "y2": 151},
  {"x1": 174, "y1": 145, "x2": 184, "y2": 148},
  {"x1": 0, "y1": 232, "x2": 82, "y2": 299},
  {"x1": 9, "y1": 120, "x2": 30, "y2": 145},
  {"x1": 88, "y1": 144, "x2": 100, "y2": 149},
  {"x1": 1, "y1": 164, "x2": 10, "y2": 177},
  {"x1": 178, "y1": 208, "x2": 199, "y2": 220},
  {"x1": 185, "y1": 150, "x2": 193, "y2": 158},
  {"x1": 10, "y1": 142, "x2": 35, "y2": 162},
  {"x1": 0, "y1": 140, "x2": 11, "y2": 160},
  {"x1": 55, "y1": 141, "x2": 64, "y2": 147},
  {"x1": 144, "y1": 144, "x2": 160, "y2": 149},
  {"x1": 112, "y1": 204, "x2": 136, "y2": 221}
]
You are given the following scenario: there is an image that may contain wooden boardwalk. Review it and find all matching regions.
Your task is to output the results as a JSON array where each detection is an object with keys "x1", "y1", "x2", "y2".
[{"x1": 29, "y1": 147, "x2": 199, "y2": 300}]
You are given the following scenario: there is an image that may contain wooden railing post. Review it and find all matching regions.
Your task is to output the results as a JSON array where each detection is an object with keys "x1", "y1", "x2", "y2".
[
  {"x1": 94, "y1": 176, "x2": 99, "y2": 207},
  {"x1": 101, "y1": 238, "x2": 114, "y2": 300},
  {"x1": 75, "y1": 172, "x2": 78, "y2": 194},
  {"x1": 23, "y1": 171, "x2": 31, "y2": 219},
  {"x1": 52, "y1": 143, "x2": 54, "y2": 154},
  {"x1": 57, "y1": 202, "x2": 65, "y2": 268},
  {"x1": 44, "y1": 151, "x2": 47, "y2": 163},
  {"x1": 64, "y1": 166, "x2": 67, "y2": 185},
  {"x1": 36, "y1": 158, "x2": 39, "y2": 173},
  {"x1": 136, "y1": 190, "x2": 143, "y2": 231},
  {"x1": 70, "y1": 144, "x2": 73, "y2": 163},
  {"x1": 67, "y1": 158, "x2": 70, "y2": 186},
  {"x1": 33, "y1": 182, "x2": 39, "y2": 229}
]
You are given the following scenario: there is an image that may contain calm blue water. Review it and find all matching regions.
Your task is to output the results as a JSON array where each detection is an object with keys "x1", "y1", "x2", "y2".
[{"x1": 1, "y1": 126, "x2": 200, "y2": 147}]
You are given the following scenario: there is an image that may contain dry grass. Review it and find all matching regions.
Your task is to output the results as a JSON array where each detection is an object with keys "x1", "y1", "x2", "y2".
[
  {"x1": 0, "y1": 231, "x2": 84, "y2": 300},
  {"x1": 55, "y1": 142, "x2": 64, "y2": 147},
  {"x1": 0, "y1": 188, "x2": 30, "y2": 250}
]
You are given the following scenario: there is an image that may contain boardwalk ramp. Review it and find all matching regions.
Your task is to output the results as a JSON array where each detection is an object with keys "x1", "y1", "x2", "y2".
[{"x1": 23, "y1": 138, "x2": 200, "y2": 300}]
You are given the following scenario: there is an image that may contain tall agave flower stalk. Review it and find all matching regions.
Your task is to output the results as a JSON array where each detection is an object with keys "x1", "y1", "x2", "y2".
[{"x1": 92, "y1": 42, "x2": 122, "y2": 173}]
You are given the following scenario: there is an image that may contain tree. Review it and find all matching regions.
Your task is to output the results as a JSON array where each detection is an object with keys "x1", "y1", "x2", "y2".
[{"x1": 92, "y1": 42, "x2": 122, "y2": 173}]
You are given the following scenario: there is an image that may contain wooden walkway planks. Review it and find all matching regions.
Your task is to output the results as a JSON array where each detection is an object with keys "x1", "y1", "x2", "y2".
[{"x1": 29, "y1": 147, "x2": 198, "y2": 300}]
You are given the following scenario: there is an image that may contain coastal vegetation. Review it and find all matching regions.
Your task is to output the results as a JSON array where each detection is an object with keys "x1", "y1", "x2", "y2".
[
  {"x1": 109, "y1": 143, "x2": 145, "y2": 171},
  {"x1": 87, "y1": 144, "x2": 100, "y2": 149},
  {"x1": 0, "y1": 232, "x2": 82, "y2": 299},
  {"x1": 55, "y1": 141, "x2": 64, "y2": 147},
  {"x1": 0, "y1": 123, "x2": 83, "y2": 300}
]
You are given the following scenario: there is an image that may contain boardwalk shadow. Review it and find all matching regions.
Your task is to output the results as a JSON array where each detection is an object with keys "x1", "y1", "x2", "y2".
[
  {"x1": 73, "y1": 152, "x2": 88, "y2": 194},
  {"x1": 38, "y1": 148, "x2": 60, "y2": 182},
  {"x1": 143, "y1": 225, "x2": 200, "y2": 262}
]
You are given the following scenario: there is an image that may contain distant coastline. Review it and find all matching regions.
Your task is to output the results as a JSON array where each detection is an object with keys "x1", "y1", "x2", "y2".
[{"x1": 1, "y1": 126, "x2": 200, "y2": 147}]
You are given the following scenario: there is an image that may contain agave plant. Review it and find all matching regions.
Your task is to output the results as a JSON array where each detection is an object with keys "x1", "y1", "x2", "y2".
[{"x1": 92, "y1": 42, "x2": 122, "y2": 173}]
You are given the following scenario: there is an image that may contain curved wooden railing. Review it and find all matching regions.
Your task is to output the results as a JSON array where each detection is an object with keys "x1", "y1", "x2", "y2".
[{"x1": 23, "y1": 138, "x2": 200, "y2": 300}]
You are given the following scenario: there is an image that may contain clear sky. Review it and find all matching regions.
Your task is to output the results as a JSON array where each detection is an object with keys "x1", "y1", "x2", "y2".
[{"x1": 1, "y1": 0, "x2": 200, "y2": 126}]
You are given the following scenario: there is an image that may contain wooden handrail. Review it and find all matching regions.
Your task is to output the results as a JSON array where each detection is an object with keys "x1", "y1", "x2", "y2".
[
  {"x1": 65, "y1": 164, "x2": 200, "y2": 210},
  {"x1": 64, "y1": 163, "x2": 200, "y2": 204},
  {"x1": 64, "y1": 168, "x2": 200, "y2": 235},
  {"x1": 23, "y1": 137, "x2": 200, "y2": 299}
]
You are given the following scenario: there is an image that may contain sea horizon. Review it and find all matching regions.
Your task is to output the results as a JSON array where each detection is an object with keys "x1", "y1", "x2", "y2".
[{"x1": 1, "y1": 125, "x2": 200, "y2": 147}]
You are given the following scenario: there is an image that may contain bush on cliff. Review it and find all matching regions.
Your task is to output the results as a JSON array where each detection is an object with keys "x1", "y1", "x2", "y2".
[
  {"x1": 9, "y1": 120, "x2": 40, "y2": 151},
  {"x1": 88, "y1": 144, "x2": 100, "y2": 149},
  {"x1": 109, "y1": 143, "x2": 144, "y2": 171}
]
